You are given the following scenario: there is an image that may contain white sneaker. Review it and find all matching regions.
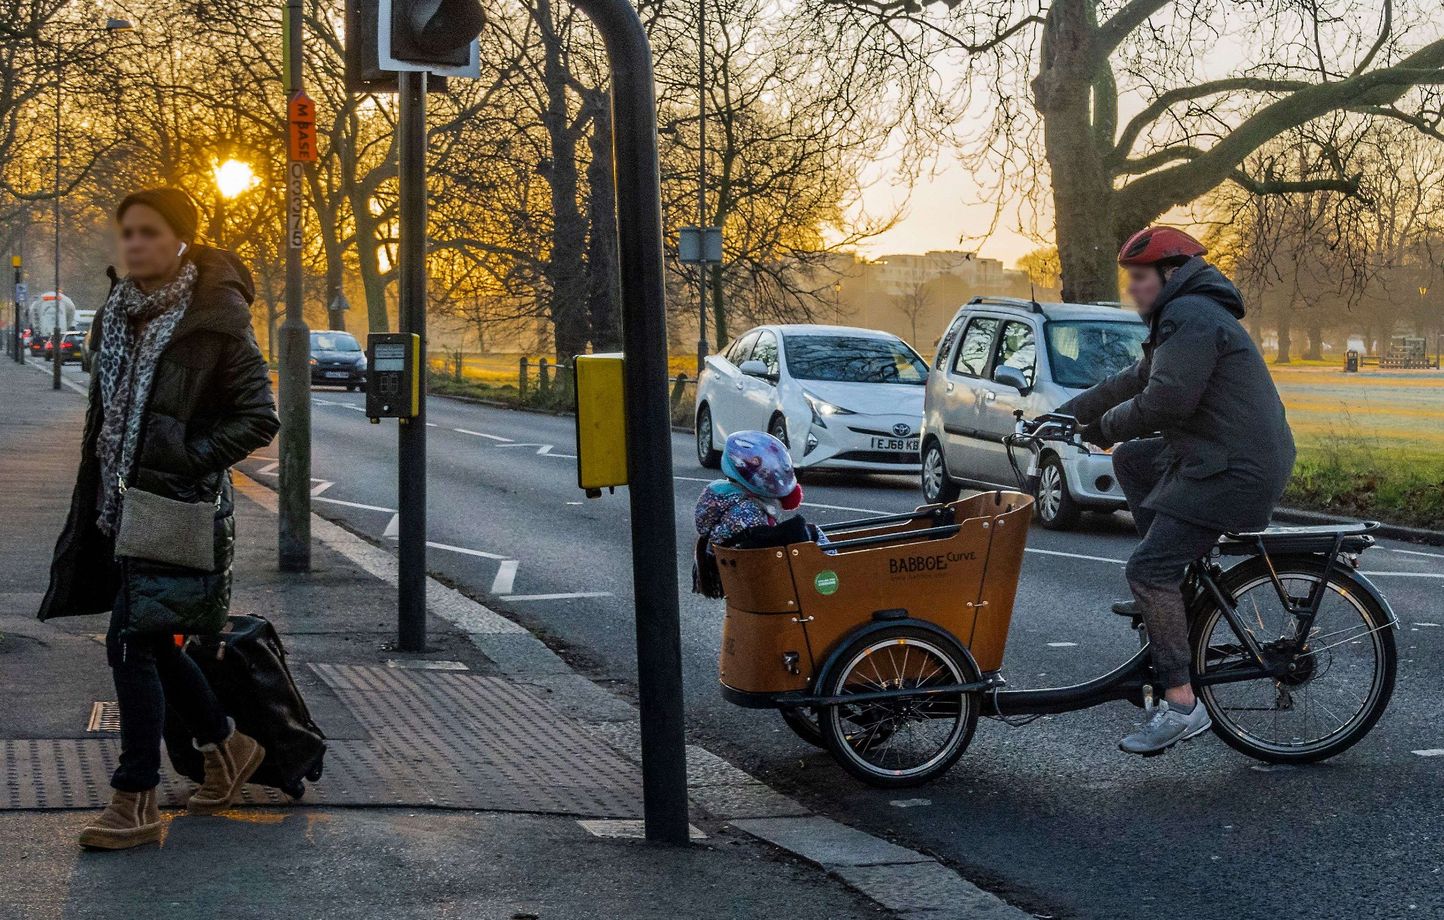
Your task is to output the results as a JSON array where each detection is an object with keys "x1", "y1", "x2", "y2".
[{"x1": 1119, "y1": 701, "x2": 1212, "y2": 756}]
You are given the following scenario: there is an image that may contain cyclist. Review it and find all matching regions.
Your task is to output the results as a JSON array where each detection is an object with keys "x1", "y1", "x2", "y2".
[{"x1": 1056, "y1": 226, "x2": 1295, "y2": 755}]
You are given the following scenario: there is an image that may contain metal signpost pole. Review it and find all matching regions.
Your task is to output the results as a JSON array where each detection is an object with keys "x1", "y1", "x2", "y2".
[
  {"x1": 694, "y1": 0, "x2": 707, "y2": 374},
  {"x1": 396, "y1": 69, "x2": 428, "y2": 652},
  {"x1": 52, "y1": 39, "x2": 63, "y2": 391},
  {"x1": 569, "y1": 0, "x2": 689, "y2": 844},
  {"x1": 278, "y1": 0, "x2": 312, "y2": 572},
  {"x1": 10, "y1": 257, "x2": 20, "y2": 363}
]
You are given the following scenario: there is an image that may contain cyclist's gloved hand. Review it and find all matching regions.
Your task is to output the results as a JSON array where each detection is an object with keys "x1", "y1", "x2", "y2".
[{"x1": 1081, "y1": 419, "x2": 1114, "y2": 451}]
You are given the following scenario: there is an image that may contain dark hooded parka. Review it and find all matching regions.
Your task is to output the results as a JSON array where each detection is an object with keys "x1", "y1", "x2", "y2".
[
  {"x1": 1058, "y1": 257, "x2": 1295, "y2": 533},
  {"x1": 38, "y1": 245, "x2": 279, "y2": 630}
]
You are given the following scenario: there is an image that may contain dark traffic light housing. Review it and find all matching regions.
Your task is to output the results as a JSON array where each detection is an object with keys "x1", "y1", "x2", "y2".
[{"x1": 390, "y1": 0, "x2": 485, "y2": 67}]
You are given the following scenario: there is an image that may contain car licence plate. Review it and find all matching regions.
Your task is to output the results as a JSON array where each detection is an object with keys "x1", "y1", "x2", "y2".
[
  {"x1": 324, "y1": 371, "x2": 349, "y2": 378},
  {"x1": 870, "y1": 437, "x2": 919, "y2": 452}
]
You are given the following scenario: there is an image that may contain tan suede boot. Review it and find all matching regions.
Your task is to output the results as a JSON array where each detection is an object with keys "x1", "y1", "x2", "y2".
[
  {"x1": 186, "y1": 729, "x2": 265, "y2": 815},
  {"x1": 79, "y1": 788, "x2": 162, "y2": 850}
]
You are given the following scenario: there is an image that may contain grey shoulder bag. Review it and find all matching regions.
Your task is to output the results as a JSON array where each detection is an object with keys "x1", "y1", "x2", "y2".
[{"x1": 114, "y1": 474, "x2": 220, "y2": 571}]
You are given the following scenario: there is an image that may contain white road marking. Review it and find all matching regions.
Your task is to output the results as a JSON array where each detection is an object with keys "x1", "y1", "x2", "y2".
[
  {"x1": 1416, "y1": 622, "x2": 1441, "y2": 627},
  {"x1": 1047, "y1": 642, "x2": 1079, "y2": 648},
  {"x1": 491, "y1": 559, "x2": 519, "y2": 595},
  {"x1": 311, "y1": 480, "x2": 334, "y2": 496},
  {"x1": 383, "y1": 513, "x2": 399, "y2": 538},
  {"x1": 453, "y1": 428, "x2": 513, "y2": 442},
  {"x1": 889, "y1": 799, "x2": 931, "y2": 808},
  {"x1": 426, "y1": 540, "x2": 508, "y2": 561},
  {"x1": 1411, "y1": 749, "x2": 1444, "y2": 757},
  {"x1": 256, "y1": 461, "x2": 280, "y2": 475},
  {"x1": 1027, "y1": 547, "x2": 1127, "y2": 565},
  {"x1": 1392, "y1": 548, "x2": 1444, "y2": 559},
  {"x1": 501, "y1": 592, "x2": 612, "y2": 601},
  {"x1": 341, "y1": 404, "x2": 366, "y2": 412},
  {"x1": 313, "y1": 495, "x2": 396, "y2": 513},
  {"x1": 496, "y1": 442, "x2": 564, "y2": 455}
]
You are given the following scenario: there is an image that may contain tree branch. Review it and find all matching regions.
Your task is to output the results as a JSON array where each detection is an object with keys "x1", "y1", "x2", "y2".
[
  {"x1": 1111, "y1": 78, "x2": 1310, "y2": 164},
  {"x1": 1116, "y1": 42, "x2": 1444, "y2": 224}
]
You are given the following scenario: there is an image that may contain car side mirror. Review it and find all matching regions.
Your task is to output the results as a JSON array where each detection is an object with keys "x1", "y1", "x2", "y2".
[
  {"x1": 993, "y1": 365, "x2": 1032, "y2": 395},
  {"x1": 738, "y1": 359, "x2": 772, "y2": 379}
]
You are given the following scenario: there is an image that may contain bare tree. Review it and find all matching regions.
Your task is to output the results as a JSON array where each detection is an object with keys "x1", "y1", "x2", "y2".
[{"x1": 810, "y1": 0, "x2": 1444, "y2": 301}]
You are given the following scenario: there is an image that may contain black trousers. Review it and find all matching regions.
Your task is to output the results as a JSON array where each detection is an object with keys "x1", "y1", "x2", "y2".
[
  {"x1": 107, "y1": 591, "x2": 230, "y2": 792},
  {"x1": 1111, "y1": 439, "x2": 1222, "y2": 689}
]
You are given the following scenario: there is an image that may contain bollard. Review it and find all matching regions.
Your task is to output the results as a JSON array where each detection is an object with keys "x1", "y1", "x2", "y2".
[
  {"x1": 670, "y1": 372, "x2": 687, "y2": 413},
  {"x1": 1345, "y1": 350, "x2": 1359, "y2": 373},
  {"x1": 539, "y1": 357, "x2": 551, "y2": 396},
  {"x1": 519, "y1": 356, "x2": 529, "y2": 399}
]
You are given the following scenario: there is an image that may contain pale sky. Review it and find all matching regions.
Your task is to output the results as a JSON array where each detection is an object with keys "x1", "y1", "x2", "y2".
[{"x1": 852, "y1": 168, "x2": 1040, "y2": 267}]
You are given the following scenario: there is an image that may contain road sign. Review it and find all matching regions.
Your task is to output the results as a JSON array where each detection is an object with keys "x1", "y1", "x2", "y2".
[
  {"x1": 289, "y1": 92, "x2": 318, "y2": 162},
  {"x1": 678, "y1": 226, "x2": 722, "y2": 264},
  {"x1": 14, "y1": 283, "x2": 26, "y2": 303}
]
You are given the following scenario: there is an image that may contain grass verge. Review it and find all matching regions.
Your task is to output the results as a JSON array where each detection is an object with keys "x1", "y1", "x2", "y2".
[{"x1": 1285, "y1": 441, "x2": 1444, "y2": 530}]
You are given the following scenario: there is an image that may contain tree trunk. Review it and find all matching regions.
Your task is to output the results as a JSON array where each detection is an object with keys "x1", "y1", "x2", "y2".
[
  {"x1": 538, "y1": 0, "x2": 590, "y2": 360},
  {"x1": 1034, "y1": 0, "x2": 1120, "y2": 304},
  {"x1": 584, "y1": 92, "x2": 621, "y2": 351},
  {"x1": 1304, "y1": 320, "x2": 1323, "y2": 362},
  {"x1": 1275, "y1": 304, "x2": 1293, "y2": 364}
]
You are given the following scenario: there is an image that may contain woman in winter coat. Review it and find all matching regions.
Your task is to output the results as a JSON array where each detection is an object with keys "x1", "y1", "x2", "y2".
[{"x1": 38, "y1": 188, "x2": 280, "y2": 849}]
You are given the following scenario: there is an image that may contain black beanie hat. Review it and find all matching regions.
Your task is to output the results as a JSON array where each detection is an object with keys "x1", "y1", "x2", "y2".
[{"x1": 116, "y1": 188, "x2": 199, "y2": 243}]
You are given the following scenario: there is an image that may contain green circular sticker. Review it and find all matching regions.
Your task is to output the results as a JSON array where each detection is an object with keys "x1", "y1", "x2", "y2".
[{"x1": 813, "y1": 570, "x2": 839, "y2": 596}]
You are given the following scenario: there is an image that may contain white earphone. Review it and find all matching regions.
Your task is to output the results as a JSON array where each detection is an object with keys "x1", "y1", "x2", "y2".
[{"x1": 177, "y1": 241, "x2": 189, "y2": 258}]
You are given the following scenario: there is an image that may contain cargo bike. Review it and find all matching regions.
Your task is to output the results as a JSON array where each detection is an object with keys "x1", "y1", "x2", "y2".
[{"x1": 715, "y1": 415, "x2": 1399, "y2": 787}]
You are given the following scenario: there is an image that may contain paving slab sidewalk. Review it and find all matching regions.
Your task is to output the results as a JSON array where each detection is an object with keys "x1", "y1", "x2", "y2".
[{"x1": 0, "y1": 356, "x2": 1033, "y2": 920}]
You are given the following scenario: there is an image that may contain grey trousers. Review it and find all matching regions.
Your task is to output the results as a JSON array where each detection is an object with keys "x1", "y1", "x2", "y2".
[{"x1": 1111, "y1": 439, "x2": 1222, "y2": 688}]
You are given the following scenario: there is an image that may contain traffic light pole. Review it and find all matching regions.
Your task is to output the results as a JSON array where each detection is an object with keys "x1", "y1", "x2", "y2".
[
  {"x1": 396, "y1": 70, "x2": 428, "y2": 652},
  {"x1": 278, "y1": 0, "x2": 312, "y2": 572},
  {"x1": 568, "y1": 0, "x2": 689, "y2": 845}
]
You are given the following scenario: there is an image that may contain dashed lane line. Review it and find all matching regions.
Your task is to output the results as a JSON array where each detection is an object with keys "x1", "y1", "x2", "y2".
[
  {"x1": 426, "y1": 540, "x2": 508, "y2": 561},
  {"x1": 453, "y1": 428, "x2": 513, "y2": 442},
  {"x1": 312, "y1": 495, "x2": 396, "y2": 513}
]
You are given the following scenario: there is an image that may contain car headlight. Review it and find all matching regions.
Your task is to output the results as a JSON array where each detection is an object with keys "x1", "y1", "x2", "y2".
[
  {"x1": 356, "y1": 355, "x2": 367, "y2": 368},
  {"x1": 803, "y1": 392, "x2": 854, "y2": 429},
  {"x1": 309, "y1": 357, "x2": 317, "y2": 366}
]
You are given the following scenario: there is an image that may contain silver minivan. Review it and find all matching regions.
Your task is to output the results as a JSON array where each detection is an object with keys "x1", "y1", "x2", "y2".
[{"x1": 919, "y1": 297, "x2": 1148, "y2": 529}]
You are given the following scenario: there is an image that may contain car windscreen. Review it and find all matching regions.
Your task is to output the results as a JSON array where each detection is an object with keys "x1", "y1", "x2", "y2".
[
  {"x1": 1044, "y1": 320, "x2": 1147, "y2": 389},
  {"x1": 782, "y1": 334, "x2": 928, "y2": 385},
  {"x1": 312, "y1": 333, "x2": 361, "y2": 352}
]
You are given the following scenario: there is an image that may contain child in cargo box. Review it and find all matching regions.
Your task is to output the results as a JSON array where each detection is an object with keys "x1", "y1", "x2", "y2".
[{"x1": 692, "y1": 430, "x2": 828, "y2": 597}]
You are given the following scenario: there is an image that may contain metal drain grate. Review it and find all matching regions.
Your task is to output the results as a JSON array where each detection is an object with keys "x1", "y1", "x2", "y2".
[{"x1": 86, "y1": 702, "x2": 121, "y2": 733}]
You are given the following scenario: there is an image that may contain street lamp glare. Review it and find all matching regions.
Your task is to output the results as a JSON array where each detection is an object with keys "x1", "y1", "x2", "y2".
[{"x1": 213, "y1": 158, "x2": 257, "y2": 200}]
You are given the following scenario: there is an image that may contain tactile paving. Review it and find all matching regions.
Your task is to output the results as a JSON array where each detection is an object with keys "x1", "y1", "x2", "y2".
[{"x1": 1, "y1": 665, "x2": 642, "y2": 817}]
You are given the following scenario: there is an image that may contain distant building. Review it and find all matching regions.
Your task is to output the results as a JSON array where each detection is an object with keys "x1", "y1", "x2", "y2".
[{"x1": 785, "y1": 250, "x2": 1052, "y2": 351}]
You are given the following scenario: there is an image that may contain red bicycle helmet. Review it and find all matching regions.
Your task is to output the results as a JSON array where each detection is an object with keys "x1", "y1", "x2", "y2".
[{"x1": 1117, "y1": 226, "x2": 1206, "y2": 266}]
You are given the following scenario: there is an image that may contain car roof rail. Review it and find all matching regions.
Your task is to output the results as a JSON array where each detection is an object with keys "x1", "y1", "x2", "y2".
[{"x1": 966, "y1": 295, "x2": 1044, "y2": 314}]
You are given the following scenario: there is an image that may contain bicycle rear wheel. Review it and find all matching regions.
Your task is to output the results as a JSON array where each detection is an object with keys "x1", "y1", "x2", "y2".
[
  {"x1": 818, "y1": 626, "x2": 979, "y2": 787},
  {"x1": 1191, "y1": 556, "x2": 1397, "y2": 764}
]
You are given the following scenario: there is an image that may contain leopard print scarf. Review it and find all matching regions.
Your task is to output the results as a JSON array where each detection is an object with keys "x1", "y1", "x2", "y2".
[{"x1": 94, "y1": 261, "x2": 198, "y2": 536}]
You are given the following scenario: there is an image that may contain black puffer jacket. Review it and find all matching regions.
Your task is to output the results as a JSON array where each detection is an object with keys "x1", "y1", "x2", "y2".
[
  {"x1": 1058, "y1": 257, "x2": 1295, "y2": 533},
  {"x1": 39, "y1": 246, "x2": 279, "y2": 629}
]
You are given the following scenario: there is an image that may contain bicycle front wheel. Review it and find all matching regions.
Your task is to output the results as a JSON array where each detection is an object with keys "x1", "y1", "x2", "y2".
[{"x1": 1191, "y1": 556, "x2": 1397, "y2": 764}]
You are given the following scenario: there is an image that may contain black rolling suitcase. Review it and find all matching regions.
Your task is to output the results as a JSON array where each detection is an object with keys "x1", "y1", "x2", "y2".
[{"x1": 164, "y1": 615, "x2": 327, "y2": 799}]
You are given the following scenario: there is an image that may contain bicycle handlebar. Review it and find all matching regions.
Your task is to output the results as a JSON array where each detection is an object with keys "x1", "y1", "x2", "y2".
[{"x1": 1003, "y1": 411, "x2": 1085, "y2": 496}]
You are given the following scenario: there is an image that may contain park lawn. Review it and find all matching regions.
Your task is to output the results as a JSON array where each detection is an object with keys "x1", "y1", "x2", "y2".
[{"x1": 1272, "y1": 364, "x2": 1444, "y2": 529}]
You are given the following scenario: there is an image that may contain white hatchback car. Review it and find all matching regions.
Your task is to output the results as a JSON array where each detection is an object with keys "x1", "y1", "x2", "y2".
[{"x1": 694, "y1": 324, "x2": 928, "y2": 473}]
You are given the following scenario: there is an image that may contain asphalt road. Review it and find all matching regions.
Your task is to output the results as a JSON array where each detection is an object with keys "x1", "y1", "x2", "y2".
[{"x1": 215, "y1": 380, "x2": 1444, "y2": 920}]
